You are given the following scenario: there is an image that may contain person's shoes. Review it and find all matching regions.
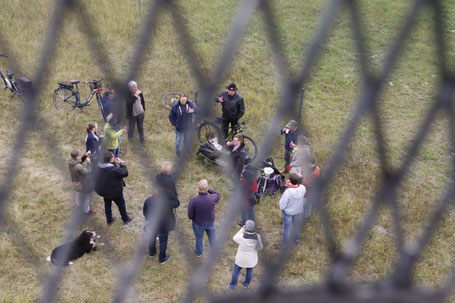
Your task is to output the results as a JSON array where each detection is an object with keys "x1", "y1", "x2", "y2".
[
  {"x1": 241, "y1": 280, "x2": 250, "y2": 288},
  {"x1": 226, "y1": 283, "x2": 235, "y2": 292},
  {"x1": 86, "y1": 209, "x2": 97, "y2": 215},
  {"x1": 107, "y1": 216, "x2": 117, "y2": 225},
  {"x1": 123, "y1": 215, "x2": 134, "y2": 225},
  {"x1": 195, "y1": 253, "x2": 203, "y2": 258},
  {"x1": 237, "y1": 222, "x2": 245, "y2": 227},
  {"x1": 159, "y1": 254, "x2": 171, "y2": 264},
  {"x1": 149, "y1": 254, "x2": 155, "y2": 259}
]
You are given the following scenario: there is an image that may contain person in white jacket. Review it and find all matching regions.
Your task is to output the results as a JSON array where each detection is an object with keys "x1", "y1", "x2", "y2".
[
  {"x1": 279, "y1": 173, "x2": 306, "y2": 244},
  {"x1": 227, "y1": 220, "x2": 263, "y2": 291}
]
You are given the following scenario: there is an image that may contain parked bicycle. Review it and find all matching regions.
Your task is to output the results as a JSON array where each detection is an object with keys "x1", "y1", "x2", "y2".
[
  {"x1": 161, "y1": 90, "x2": 198, "y2": 110},
  {"x1": 198, "y1": 117, "x2": 258, "y2": 161},
  {"x1": 53, "y1": 79, "x2": 104, "y2": 112},
  {"x1": 0, "y1": 53, "x2": 24, "y2": 97}
]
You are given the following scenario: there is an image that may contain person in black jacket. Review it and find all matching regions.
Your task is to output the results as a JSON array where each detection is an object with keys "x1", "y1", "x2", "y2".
[
  {"x1": 125, "y1": 80, "x2": 145, "y2": 144},
  {"x1": 143, "y1": 184, "x2": 180, "y2": 264},
  {"x1": 95, "y1": 151, "x2": 133, "y2": 225},
  {"x1": 169, "y1": 94, "x2": 198, "y2": 156},
  {"x1": 215, "y1": 83, "x2": 245, "y2": 138},
  {"x1": 228, "y1": 134, "x2": 247, "y2": 180}
]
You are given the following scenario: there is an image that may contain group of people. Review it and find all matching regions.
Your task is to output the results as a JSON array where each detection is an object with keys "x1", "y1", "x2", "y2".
[{"x1": 67, "y1": 80, "x2": 319, "y2": 291}]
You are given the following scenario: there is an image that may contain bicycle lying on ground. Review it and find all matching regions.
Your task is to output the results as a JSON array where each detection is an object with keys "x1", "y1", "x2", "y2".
[
  {"x1": 53, "y1": 79, "x2": 104, "y2": 112},
  {"x1": 161, "y1": 90, "x2": 258, "y2": 160},
  {"x1": 0, "y1": 53, "x2": 25, "y2": 98},
  {"x1": 197, "y1": 117, "x2": 258, "y2": 161}
]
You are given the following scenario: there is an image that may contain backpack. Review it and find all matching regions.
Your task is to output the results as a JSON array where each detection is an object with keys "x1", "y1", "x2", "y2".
[{"x1": 196, "y1": 142, "x2": 221, "y2": 160}]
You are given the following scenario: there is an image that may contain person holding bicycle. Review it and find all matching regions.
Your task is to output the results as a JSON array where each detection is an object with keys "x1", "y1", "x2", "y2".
[
  {"x1": 126, "y1": 81, "x2": 146, "y2": 144},
  {"x1": 215, "y1": 83, "x2": 245, "y2": 138},
  {"x1": 169, "y1": 93, "x2": 198, "y2": 156}
]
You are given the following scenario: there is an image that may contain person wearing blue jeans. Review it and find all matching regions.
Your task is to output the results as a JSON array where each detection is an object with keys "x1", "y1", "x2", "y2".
[
  {"x1": 279, "y1": 173, "x2": 306, "y2": 244},
  {"x1": 192, "y1": 221, "x2": 216, "y2": 256},
  {"x1": 227, "y1": 220, "x2": 263, "y2": 291},
  {"x1": 169, "y1": 94, "x2": 198, "y2": 156},
  {"x1": 188, "y1": 180, "x2": 221, "y2": 257}
]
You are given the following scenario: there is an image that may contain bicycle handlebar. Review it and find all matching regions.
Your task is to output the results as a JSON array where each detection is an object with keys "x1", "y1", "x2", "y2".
[{"x1": 82, "y1": 78, "x2": 104, "y2": 85}]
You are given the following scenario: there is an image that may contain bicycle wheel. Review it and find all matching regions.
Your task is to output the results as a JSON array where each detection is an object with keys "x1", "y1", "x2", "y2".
[
  {"x1": 11, "y1": 80, "x2": 23, "y2": 96},
  {"x1": 242, "y1": 135, "x2": 258, "y2": 161},
  {"x1": 53, "y1": 87, "x2": 77, "y2": 111},
  {"x1": 197, "y1": 121, "x2": 222, "y2": 143},
  {"x1": 161, "y1": 92, "x2": 181, "y2": 110}
]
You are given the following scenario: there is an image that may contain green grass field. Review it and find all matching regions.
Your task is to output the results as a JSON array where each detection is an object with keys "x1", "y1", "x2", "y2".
[{"x1": 1, "y1": 0, "x2": 455, "y2": 302}]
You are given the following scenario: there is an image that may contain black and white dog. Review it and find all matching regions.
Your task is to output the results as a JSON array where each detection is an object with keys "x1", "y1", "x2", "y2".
[{"x1": 46, "y1": 230, "x2": 103, "y2": 266}]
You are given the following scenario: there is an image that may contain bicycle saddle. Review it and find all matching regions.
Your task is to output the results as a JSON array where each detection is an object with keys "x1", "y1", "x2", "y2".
[
  {"x1": 7, "y1": 71, "x2": 14, "y2": 77},
  {"x1": 70, "y1": 80, "x2": 80, "y2": 84}
]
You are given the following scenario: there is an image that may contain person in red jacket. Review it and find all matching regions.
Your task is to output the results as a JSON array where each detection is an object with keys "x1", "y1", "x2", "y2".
[
  {"x1": 299, "y1": 155, "x2": 320, "y2": 218},
  {"x1": 238, "y1": 167, "x2": 258, "y2": 226}
]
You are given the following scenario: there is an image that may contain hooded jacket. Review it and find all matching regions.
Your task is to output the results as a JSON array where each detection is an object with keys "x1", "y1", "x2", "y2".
[
  {"x1": 169, "y1": 100, "x2": 198, "y2": 132},
  {"x1": 68, "y1": 158, "x2": 94, "y2": 193},
  {"x1": 279, "y1": 184, "x2": 306, "y2": 215},
  {"x1": 214, "y1": 91, "x2": 245, "y2": 120},
  {"x1": 233, "y1": 227, "x2": 263, "y2": 268},
  {"x1": 95, "y1": 162, "x2": 128, "y2": 199},
  {"x1": 103, "y1": 122, "x2": 123, "y2": 150}
]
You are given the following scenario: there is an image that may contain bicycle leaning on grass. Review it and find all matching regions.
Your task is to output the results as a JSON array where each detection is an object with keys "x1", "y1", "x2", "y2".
[
  {"x1": 53, "y1": 78, "x2": 104, "y2": 112},
  {"x1": 0, "y1": 53, "x2": 25, "y2": 98}
]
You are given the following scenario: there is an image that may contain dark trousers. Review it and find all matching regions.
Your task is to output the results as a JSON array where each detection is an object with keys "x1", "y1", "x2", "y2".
[
  {"x1": 240, "y1": 206, "x2": 255, "y2": 225},
  {"x1": 284, "y1": 149, "x2": 292, "y2": 171},
  {"x1": 222, "y1": 117, "x2": 238, "y2": 139},
  {"x1": 149, "y1": 232, "x2": 169, "y2": 262},
  {"x1": 128, "y1": 113, "x2": 145, "y2": 142},
  {"x1": 104, "y1": 194, "x2": 129, "y2": 224}
]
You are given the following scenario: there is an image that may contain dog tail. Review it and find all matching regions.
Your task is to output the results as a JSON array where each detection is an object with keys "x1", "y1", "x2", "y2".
[{"x1": 46, "y1": 256, "x2": 51, "y2": 262}]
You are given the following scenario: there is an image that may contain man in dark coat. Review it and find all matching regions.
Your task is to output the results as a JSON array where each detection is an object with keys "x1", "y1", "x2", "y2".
[
  {"x1": 228, "y1": 134, "x2": 247, "y2": 180},
  {"x1": 143, "y1": 185, "x2": 180, "y2": 264},
  {"x1": 169, "y1": 94, "x2": 198, "y2": 156},
  {"x1": 95, "y1": 151, "x2": 133, "y2": 225},
  {"x1": 280, "y1": 120, "x2": 302, "y2": 174},
  {"x1": 215, "y1": 83, "x2": 245, "y2": 138}
]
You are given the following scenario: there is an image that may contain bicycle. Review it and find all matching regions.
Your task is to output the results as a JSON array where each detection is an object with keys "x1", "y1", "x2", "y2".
[
  {"x1": 197, "y1": 117, "x2": 258, "y2": 161},
  {"x1": 53, "y1": 78, "x2": 104, "y2": 112},
  {"x1": 161, "y1": 90, "x2": 198, "y2": 110},
  {"x1": 0, "y1": 53, "x2": 24, "y2": 97}
]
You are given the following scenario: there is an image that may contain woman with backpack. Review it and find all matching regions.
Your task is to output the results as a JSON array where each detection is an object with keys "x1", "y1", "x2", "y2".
[{"x1": 227, "y1": 220, "x2": 263, "y2": 291}]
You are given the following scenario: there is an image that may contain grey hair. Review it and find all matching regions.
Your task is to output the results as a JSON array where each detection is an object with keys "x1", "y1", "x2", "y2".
[{"x1": 128, "y1": 80, "x2": 137, "y2": 88}]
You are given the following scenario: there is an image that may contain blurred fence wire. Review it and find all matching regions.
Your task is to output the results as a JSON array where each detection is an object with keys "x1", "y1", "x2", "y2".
[{"x1": 0, "y1": 0, "x2": 454, "y2": 302}]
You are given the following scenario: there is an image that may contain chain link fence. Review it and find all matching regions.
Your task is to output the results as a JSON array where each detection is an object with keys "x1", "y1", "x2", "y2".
[{"x1": 0, "y1": 0, "x2": 454, "y2": 302}]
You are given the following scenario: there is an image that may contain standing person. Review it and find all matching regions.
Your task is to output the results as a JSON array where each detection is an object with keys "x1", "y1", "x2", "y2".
[
  {"x1": 155, "y1": 162, "x2": 179, "y2": 204},
  {"x1": 104, "y1": 113, "x2": 126, "y2": 158},
  {"x1": 126, "y1": 80, "x2": 145, "y2": 144},
  {"x1": 143, "y1": 186, "x2": 180, "y2": 264},
  {"x1": 280, "y1": 120, "x2": 302, "y2": 174},
  {"x1": 68, "y1": 150, "x2": 96, "y2": 215},
  {"x1": 227, "y1": 134, "x2": 247, "y2": 180},
  {"x1": 95, "y1": 151, "x2": 133, "y2": 225},
  {"x1": 215, "y1": 83, "x2": 245, "y2": 138},
  {"x1": 188, "y1": 180, "x2": 221, "y2": 257},
  {"x1": 169, "y1": 94, "x2": 198, "y2": 156},
  {"x1": 300, "y1": 155, "x2": 320, "y2": 219},
  {"x1": 238, "y1": 167, "x2": 258, "y2": 226},
  {"x1": 101, "y1": 88, "x2": 115, "y2": 122},
  {"x1": 289, "y1": 135, "x2": 310, "y2": 176},
  {"x1": 227, "y1": 220, "x2": 263, "y2": 291},
  {"x1": 86, "y1": 122, "x2": 104, "y2": 165},
  {"x1": 279, "y1": 173, "x2": 306, "y2": 244}
]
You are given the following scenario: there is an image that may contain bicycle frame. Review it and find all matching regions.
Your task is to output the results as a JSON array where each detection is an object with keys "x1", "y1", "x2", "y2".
[{"x1": 65, "y1": 82, "x2": 103, "y2": 108}]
